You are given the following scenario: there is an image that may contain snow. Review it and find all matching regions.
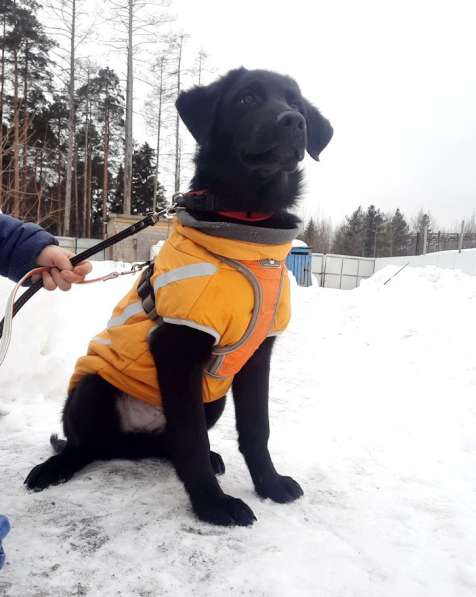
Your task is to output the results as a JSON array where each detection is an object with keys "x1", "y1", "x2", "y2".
[
  {"x1": 375, "y1": 247, "x2": 476, "y2": 277},
  {"x1": 291, "y1": 239, "x2": 308, "y2": 248},
  {"x1": 1, "y1": 262, "x2": 476, "y2": 596}
]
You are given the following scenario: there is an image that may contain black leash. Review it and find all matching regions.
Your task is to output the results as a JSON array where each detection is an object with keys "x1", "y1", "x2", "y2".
[
  {"x1": 0, "y1": 209, "x2": 169, "y2": 340},
  {"x1": 0, "y1": 190, "x2": 221, "y2": 340}
]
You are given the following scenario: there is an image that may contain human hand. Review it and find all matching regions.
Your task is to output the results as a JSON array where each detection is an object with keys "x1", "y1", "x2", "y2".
[{"x1": 35, "y1": 245, "x2": 92, "y2": 291}]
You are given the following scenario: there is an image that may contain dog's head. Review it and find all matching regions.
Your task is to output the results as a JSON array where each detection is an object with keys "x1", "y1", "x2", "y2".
[{"x1": 176, "y1": 67, "x2": 333, "y2": 213}]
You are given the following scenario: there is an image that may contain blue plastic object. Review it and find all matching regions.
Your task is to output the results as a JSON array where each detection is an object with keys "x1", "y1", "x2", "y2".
[
  {"x1": 0, "y1": 515, "x2": 10, "y2": 569},
  {"x1": 286, "y1": 245, "x2": 312, "y2": 287}
]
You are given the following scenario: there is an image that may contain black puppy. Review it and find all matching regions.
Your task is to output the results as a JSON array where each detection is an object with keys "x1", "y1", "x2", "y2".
[{"x1": 25, "y1": 68, "x2": 333, "y2": 526}]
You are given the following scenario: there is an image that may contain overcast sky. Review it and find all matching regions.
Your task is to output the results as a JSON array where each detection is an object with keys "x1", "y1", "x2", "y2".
[
  {"x1": 167, "y1": 0, "x2": 476, "y2": 229},
  {"x1": 65, "y1": 0, "x2": 475, "y2": 228}
]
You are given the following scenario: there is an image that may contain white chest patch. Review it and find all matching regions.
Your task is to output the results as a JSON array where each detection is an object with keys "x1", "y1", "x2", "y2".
[{"x1": 116, "y1": 394, "x2": 167, "y2": 433}]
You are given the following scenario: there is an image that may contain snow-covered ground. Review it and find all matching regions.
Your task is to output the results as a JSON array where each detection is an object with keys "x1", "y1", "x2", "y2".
[{"x1": 1, "y1": 263, "x2": 476, "y2": 596}]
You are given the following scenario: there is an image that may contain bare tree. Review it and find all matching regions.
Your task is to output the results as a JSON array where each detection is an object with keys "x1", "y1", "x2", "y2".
[
  {"x1": 77, "y1": 59, "x2": 92, "y2": 236},
  {"x1": 152, "y1": 55, "x2": 166, "y2": 211},
  {"x1": 43, "y1": 0, "x2": 98, "y2": 234},
  {"x1": 109, "y1": 0, "x2": 171, "y2": 215},
  {"x1": 196, "y1": 49, "x2": 206, "y2": 85},
  {"x1": 123, "y1": 0, "x2": 133, "y2": 215},
  {"x1": 171, "y1": 33, "x2": 187, "y2": 193},
  {"x1": 64, "y1": 0, "x2": 75, "y2": 235},
  {"x1": 0, "y1": 2, "x2": 10, "y2": 210},
  {"x1": 464, "y1": 212, "x2": 476, "y2": 234}
]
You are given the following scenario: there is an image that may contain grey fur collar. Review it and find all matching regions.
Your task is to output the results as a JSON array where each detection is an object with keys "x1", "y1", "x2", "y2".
[{"x1": 176, "y1": 210, "x2": 300, "y2": 245}]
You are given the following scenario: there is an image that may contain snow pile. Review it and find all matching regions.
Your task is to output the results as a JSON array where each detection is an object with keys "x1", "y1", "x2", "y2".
[{"x1": 1, "y1": 263, "x2": 476, "y2": 596}]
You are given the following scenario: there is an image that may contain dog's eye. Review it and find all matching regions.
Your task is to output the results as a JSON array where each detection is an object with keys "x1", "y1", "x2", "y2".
[{"x1": 239, "y1": 93, "x2": 257, "y2": 105}]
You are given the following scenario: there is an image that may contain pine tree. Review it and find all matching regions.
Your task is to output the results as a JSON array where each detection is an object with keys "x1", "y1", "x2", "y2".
[
  {"x1": 331, "y1": 223, "x2": 347, "y2": 255},
  {"x1": 1, "y1": 0, "x2": 54, "y2": 217},
  {"x1": 77, "y1": 66, "x2": 124, "y2": 236},
  {"x1": 110, "y1": 163, "x2": 124, "y2": 214},
  {"x1": 131, "y1": 142, "x2": 166, "y2": 214},
  {"x1": 343, "y1": 206, "x2": 365, "y2": 255},
  {"x1": 300, "y1": 217, "x2": 333, "y2": 253},
  {"x1": 302, "y1": 218, "x2": 318, "y2": 250},
  {"x1": 389, "y1": 208, "x2": 409, "y2": 256},
  {"x1": 363, "y1": 205, "x2": 385, "y2": 257},
  {"x1": 413, "y1": 210, "x2": 432, "y2": 233}
]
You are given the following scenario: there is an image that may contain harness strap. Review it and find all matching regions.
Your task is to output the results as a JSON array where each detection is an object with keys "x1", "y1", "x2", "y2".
[
  {"x1": 136, "y1": 255, "x2": 284, "y2": 379},
  {"x1": 137, "y1": 263, "x2": 160, "y2": 322}
]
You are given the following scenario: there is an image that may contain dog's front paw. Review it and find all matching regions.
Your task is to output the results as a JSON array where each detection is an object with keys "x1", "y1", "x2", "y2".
[
  {"x1": 193, "y1": 494, "x2": 256, "y2": 526},
  {"x1": 256, "y1": 474, "x2": 304, "y2": 503}
]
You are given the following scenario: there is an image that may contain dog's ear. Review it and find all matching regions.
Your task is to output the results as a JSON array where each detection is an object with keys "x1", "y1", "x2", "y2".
[
  {"x1": 303, "y1": 99, "x2": 333, "y2": 161},
  {"x1": 176, "y1": 67, "x2": 246, "y2": 146}
]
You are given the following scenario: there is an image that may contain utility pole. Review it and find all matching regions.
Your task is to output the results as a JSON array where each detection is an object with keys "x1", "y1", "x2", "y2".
[{"x1": 422, "y1": 224, "x2": 428, "y2": 255}]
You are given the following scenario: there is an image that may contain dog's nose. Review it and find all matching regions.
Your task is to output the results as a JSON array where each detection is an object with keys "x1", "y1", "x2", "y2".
[{"x1": 276, "y1": 111, "x2": 306, "y2": 132}]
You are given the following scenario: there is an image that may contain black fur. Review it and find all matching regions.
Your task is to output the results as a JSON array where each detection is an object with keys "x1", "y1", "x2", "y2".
[
  {"x1": 177, "y1": 67, "x2": 333, "y2": 216},
  {"x1": 25, "y1": 68, "x2": 332, "y2": 526}
]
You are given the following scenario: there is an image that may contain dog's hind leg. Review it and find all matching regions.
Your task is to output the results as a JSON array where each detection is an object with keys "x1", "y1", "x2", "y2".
[
  {"x1": 25, "y1": 374, "x2": 124, "y2": 491},
  {"x1": 25, "y1": 442, "x2": 95, "y2": 491}
]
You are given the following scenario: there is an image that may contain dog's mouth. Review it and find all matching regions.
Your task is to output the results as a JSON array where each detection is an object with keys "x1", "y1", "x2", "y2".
[{"x1": 241, "y1": 146, "x2": 304, "y2": 172}]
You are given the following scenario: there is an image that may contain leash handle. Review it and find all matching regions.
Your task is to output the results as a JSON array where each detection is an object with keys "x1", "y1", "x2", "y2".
[
  {"x1": 0, "y1": 267, "x2": 48, "y2": 367},
  {"x1": 0, "y1": 261, "x2": 151, "y2": 367}
]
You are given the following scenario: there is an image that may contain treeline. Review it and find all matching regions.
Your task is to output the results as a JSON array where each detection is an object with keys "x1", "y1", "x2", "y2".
[
  {"x1": 301, "y1": 206, "x2": 476, "y2": 257},
  {"x1": 0, "y1": 0, "x2": 208, "y2": 237}
]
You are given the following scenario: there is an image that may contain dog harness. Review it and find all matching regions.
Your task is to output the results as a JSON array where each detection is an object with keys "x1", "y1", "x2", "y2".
[{"x1": 69, "y1": 213, "x2": 298, "y2": 406}]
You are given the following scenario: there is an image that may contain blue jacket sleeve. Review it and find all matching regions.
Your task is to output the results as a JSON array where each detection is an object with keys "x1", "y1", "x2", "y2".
[{"x1": 0, "y1": 214, "x2": 58, "y2": 282}]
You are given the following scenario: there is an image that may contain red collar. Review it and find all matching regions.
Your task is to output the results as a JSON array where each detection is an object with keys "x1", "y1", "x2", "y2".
[
  {"x1": 183, "y1": 190, "x2": 273, "y2": 223},
  {"x1": 216, "y1": 210, "x2": 273, "y2": 222}
]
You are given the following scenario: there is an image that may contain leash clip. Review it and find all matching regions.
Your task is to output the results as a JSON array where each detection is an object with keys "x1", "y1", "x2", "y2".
[
  {"x1": 130, "y1": 261, "x2": 151, "y2": 274},
  {"x1": 151, "y1": 199, "x2": 180, "y2": 221}
]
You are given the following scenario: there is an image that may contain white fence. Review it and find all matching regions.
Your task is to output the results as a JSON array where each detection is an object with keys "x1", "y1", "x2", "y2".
[
  {"x1": 311, "y1": 254, "x2": 376, "y2": 289},
  {"x1": 56, "y1": 237, "x2": 106, "y2": 260}
]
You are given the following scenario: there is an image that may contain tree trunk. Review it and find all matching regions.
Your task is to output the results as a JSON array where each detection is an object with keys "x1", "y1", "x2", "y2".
[
  {"x1": 174, "y1": 35, "x2": 184, "y2": 193},
  {"x1": 74, "y1": 148, "x2": 79, "y2": 236},
  {"x1": 82, "y1": 96, "x2": 90, "y2": 237},
  {"x1": 0, "y1": 13, "x2": 6, "y2": 210},
  {"x1": 36, "y1": 147, "x2": 42, "y2": 222},
  {"x1": 63, "y1": 0, "x2": 76, "y2": 235},
  {"x1": 123, "y1": 0, "x2": 133, "y2": 215},
  {"x1": 102, "y1": 112, "x2": 110, "y2": 238},
  {"x1": 86, "y1": 149, "x2": 92, "y2": 237},
  {"x1": 13, "y1": 46, "x2": 20, "y2": 217},
  {"x1": 21, "y1": 44, "x2": 29, "y2": 196},
  {"x1": 56, "y1": 117, "x2": 63, "y2": 233},
  {"x1": 153, "y1": 56, "x2": 164, "y2": 211}
]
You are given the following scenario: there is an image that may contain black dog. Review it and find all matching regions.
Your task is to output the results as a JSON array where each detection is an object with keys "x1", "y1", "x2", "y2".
[{"x1": 25, "y1": 68, "x2": 333, "y2": 526}]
